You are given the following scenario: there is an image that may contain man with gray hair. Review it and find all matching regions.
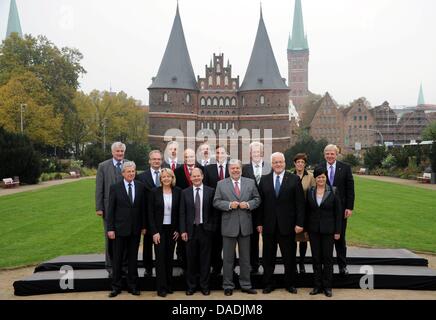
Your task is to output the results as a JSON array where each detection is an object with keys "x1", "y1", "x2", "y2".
[
  {"x1": 107, "y1": 161, "x2": 147, "y2": 297},
  {"x1": 317, "y1": 144, "x2": 355, "y2": 276},
  {"x1": 95, "y1": 142, "x2": 129, "y2": 276},
  {"x1": 257, "y1": 152, "x2": 305, "y2": 294},
  {"x1": 213, "y1": 159, "x2": 261, "y2": 296}
]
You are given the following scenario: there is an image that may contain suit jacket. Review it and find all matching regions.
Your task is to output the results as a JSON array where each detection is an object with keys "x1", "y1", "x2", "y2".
[
  {"x1": 174, "y1": 163, "x2": 204, "y2": 190},
  {"x1": 136, "y1": 168, "x2": 159, "y2": 191},
  {"x1": 95, "y1": 158, "x2": 128, "y2": 215},
  {"x1": 257, "y1": 172, "x2": 305, "y2": 235},
  {"x1": 318, "y1": 160, "x2": 355, "y2": 211},
  {"x1": 203, "y1": 163, "x2": 230, "y2": 189},
  {"x1": 148, "y1": 186, "x2": 181, "y2": 236},
  {"x1": 179, "y1": 185, "x2": 217, "y2": 237},
  {"x1": 107, "y1": 180, "x2": 147, "y2": 237},
  {"x1": 241, "y1": 161, "x2": 270, "y2": 188},
  {"x1": 305, "y1": 185, "x2": 342, "y2": 235},
  {"x1": 213, "y1": 177, "x2": 261, "y2": 237}
]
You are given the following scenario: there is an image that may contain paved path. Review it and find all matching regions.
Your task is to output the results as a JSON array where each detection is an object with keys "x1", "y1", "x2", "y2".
[
  {"x1": 0, "y1": 176, "x2": 95, "y2": 197},
  {"x1": 356, "y1": 175, "x2": 436, "y2": 191}
]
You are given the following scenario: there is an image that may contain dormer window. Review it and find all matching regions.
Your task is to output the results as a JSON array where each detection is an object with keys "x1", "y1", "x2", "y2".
[
  {"x1": 260, "y1": 95, "x2": 265, "y2": 105},
  {"x1": 163, "y1": 93, "x2": 168, "y2": 102},
  {"x1": 186, "y1": 93, "x2": 191, "y2": 103}
]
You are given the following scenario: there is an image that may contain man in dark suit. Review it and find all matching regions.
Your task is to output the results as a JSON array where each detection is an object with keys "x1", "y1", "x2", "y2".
[
  {"x1": 95, "y1": 142, "x2": 129, "y2": 275},
  {"x1": 136, "y1": 150, "x2": 163, "y2": 275},
  {"x1": 180, "y1": 168, "x2": 216, "y2": 296},
  {"x1": 317, "y1": 144, "x2": 355, "y2": 276},
  {"x1": 107, "y1": 161, "x2": 147, "y2": 297},
  {"x1": 174, "y1": 148, "x2": 204, "y2": 271},
  {"x1": 241, "y1": 141, "x2": 269, "y2": 274},
  {"x1": 163, "y1": 141, "x2": 182, "y2": 171},
  {"x1": 213, "y1": 159, "x2": 261, "y2": 296},
  {"x1": 257, "y1": 152, "x2": 305, "y2": 294},
  {"x1": 203, "y1": 146, "x2": 229, "y2": 275}
]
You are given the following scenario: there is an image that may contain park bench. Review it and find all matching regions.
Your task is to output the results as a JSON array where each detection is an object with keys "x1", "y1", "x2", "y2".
[
  {"x1": 358, "y1": 168, "x2": 368, "y2": 175},
  {"x1": 2, "y1": 177, "x2": 20, "y2": 188},
  {"x1": 417, "y1": 173, "x2": 431, "y2": 184},
  {"x1": 69, "y1": 171, "x2": 81, "y2": 179}
]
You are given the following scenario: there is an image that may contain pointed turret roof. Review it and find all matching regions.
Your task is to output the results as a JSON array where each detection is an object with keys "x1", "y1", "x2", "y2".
[
  {"x1": 417, "y1": 83, "x2": 425, "y2": 106},
  {"x1": 6, "y1": 0, "x2": 23, "y2": 38},
  {"x1": 149, "y1": 5, "x2": 197, "y2": 90},
  {"x1": 239, "y1": 10, "x2": 288, "y2": 92},
  {"x1": 288, "y1": 0, "x2": 308, "y2": 51}
]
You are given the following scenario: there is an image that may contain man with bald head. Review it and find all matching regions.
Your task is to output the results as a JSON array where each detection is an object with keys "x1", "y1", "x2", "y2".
[{"x1": 257, "y1": 152, "x2": 305, "y2": 294}]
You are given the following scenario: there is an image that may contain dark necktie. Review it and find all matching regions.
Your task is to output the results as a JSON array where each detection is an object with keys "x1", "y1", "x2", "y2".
[
  {"x1": 275, "y1": 175, "x2": 281, "y2": 197},
  {"x1": 194, "y1": 187, "x2": 201, "y2": 225},
  {"x1": 128, "y1": 183, "x2": 133, "y2": 204},
  {"x1": 171, "y1": 161, "x2": 176, "y2": 171},
  {"x1": 219, "y1": 165, "x2": 224, "y2": 180},
  {"x1": 154, "y1": 171, "x2": 160, "y2": 187},
  {"x1": 116, "y1": 161, "x2": 122, "y2": 174}
]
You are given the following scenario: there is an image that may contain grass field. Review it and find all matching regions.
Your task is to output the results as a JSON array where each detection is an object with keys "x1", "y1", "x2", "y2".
[{"x1": 0, "y1": 176, "x2": 435, "y2": 269}]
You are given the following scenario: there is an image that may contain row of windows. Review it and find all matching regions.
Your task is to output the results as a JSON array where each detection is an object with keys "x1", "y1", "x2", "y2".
[
  {"x1": 199, "y1": 122, "x2": 236, "y2": 131},
  {"x1": 313, "y1": 128, "x2": 341, "y2": 135},
  {"x1": 200, "y1": 77, "x2": 237, "y2": 89},
  {"x1": 201, "y1": 97, "x2": 237, "y2": 107},
  {"x1": 353, "y1": 115, "x2": 368, "y2": 121},
  {"x1": 200, "y1": 110, "x2": 237, "y2": 115},
  {"x1": 348, "y1": 125, "x2": 373, "y2": 130}
]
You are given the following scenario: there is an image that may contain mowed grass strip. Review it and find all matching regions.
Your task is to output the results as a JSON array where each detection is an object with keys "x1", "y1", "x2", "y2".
[
  {"x1": 0, "y1": 176, "x2": 435, "y2": 269},
  {"x1": 348, "y1": 176, "x2": 436, "y2": 253},
  {"x1": 0, "y1": 179, "x2": 103, "y2": 268}
]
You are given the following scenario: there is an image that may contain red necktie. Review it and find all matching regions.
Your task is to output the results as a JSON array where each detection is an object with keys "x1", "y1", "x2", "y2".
[
  {"x1": 234, "y1": 181, "x2": 240, "y2": 197},
  {"x1": 219, "y1": 165, "x2": 224, "y2": 180},
  {"x1": 171, "y1": 162, "x2": 175, "y2": 171}
]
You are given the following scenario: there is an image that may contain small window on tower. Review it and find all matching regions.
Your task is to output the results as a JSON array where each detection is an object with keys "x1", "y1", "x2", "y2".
[
  {"x1": 216, "y1": 63, "x2": 221, "y2": 73},
  {"x1": 216, "y1": 76, "x2": 221, "y2": 87},
  {"x1": 231, "y1": 98, "x2": 237, "y2": 106},
  {"x1": 163, "y1": 93, "x2": 168, "y2": 102},
  {"x1": 260, "y1": 95, "x2": 265, "y2": 105},
  {"x1": 225, "y1": 76, "x2": 229, "y2": 86},
  {"x1": 186, "y1": 93, "x2": 191, "y2": 103},
  {"x1": 208, "y1": 76, "x2": 213, "y2": 86},
  {"x1": 201, "y1": 97, "x2": 206, "y2": 107}
]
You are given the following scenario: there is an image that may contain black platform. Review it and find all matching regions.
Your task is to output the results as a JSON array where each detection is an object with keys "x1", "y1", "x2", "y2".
[{"x1": 14, "y1": 248, "x2": 436, "y2": 296}]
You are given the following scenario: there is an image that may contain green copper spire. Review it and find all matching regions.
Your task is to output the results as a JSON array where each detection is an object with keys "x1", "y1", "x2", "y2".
[
  {"x1": 288, "y1": 0, "x2": 308, "y2": 51},
  {"x1": 6, "y1": 0, "x2": 23, "y2": 38},
  {"x1": 417, "y1": 83, "x2": 425, "y2": 106}
]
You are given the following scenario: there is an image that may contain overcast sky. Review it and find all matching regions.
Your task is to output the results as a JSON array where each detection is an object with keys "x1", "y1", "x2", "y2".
[{"x1": 1, "y1": 0, "x2": 435, "y2": 107}]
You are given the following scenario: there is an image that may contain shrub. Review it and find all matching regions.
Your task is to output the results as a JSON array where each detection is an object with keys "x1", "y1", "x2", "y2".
[
  {"x1": 342, "y1": 154, "x2": 360, "y2": 167},
  {"x1": 81, "y1": 144, "x2": 111, "y2": 168},
  {"x1": 382, "y1": 154, "x2": 397, "y2": 169},
  {"x1": 0, "y1": 127, "x2": 42, "y2": 184},
  {"x1": 364, "y1": 146, "x2": 387, "y2": 170}
]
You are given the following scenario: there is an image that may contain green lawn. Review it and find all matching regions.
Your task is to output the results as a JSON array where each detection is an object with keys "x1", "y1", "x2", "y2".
[
  {"x1": 348, "y1": 176, "x2": 436, "y2": 253},
  {"x1": 0, "y1": 179, "x2": 103, "y2": 269},
  {"x1": 0, "y1": 177, "x2": 435, "y2": 269}
]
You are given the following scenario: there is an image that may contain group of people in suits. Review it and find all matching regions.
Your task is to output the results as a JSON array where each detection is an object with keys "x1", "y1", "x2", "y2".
[{"x1": 95, "y1": 141, "x2": 354, "y2": 298}]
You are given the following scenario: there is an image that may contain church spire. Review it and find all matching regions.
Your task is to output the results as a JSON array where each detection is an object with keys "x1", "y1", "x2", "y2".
[
  {"x1": 417, "y1": 83, "x2": 425, "y2": 106},
  {"x1": 149, "y1": 4, "x2": 197, "y2": 90},
  {"x1": 6, "y1": 0, "x2": 23, "y2": 38},
  {"x1": 288, "y1": 0, "x2": 308, "y2": 51}
]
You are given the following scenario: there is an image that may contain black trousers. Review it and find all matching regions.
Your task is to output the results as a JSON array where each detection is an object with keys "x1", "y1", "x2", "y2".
[
  {"x1": 210, "y1": 219, "x2": 223, "y2": 273},
  {"x1": 155, "y1": 225, "x2": 176, "y2": 293},
  {"x1": 299, "y1": 242, "x2": 308, "y2": 264},
  {"x1": 176, "y1": 237, "x2": 187, "y2": 271},
  {"x1": 142, "y1": 232, "x2": 154, "y2": 272},
  {"x1": 250, "y1": 225, "x2": 260, "y2": 271},
  {"x1": 309, "y1": 232, "x2": 334, "y2": 289},
  {"x1": 334, "y1": 218, "x2": 347, "y2": 269},
  {"x1": 112, "y1": 234, "x2": 140, "y2": 291},
  {"x1": 262, "y1": 228, "x2": 297, "y2": 288},
  {"x1": 186, "y1": 224, "x2": 213, "y2": 291}
]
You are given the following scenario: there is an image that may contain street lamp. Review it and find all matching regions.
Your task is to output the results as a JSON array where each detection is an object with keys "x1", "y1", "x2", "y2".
[{"x1": 20, "y1": 103, "x2": 26, "y2": 134}]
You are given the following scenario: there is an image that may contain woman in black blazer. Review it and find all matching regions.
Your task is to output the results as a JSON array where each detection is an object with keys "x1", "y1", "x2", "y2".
[
  {"x1": 306, "y1": 167, "x2": 342, "y2": 297},
  {"x1": 148, "y1": 168, "x2": 181, "y2": 297}
]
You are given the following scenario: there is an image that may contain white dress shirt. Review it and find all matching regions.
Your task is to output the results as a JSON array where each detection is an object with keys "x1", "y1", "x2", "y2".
[
  {"x1": 123, "y1": 179, "x2": 135, "y2": 203},
  {"x1": 193, "y1": 184, "x2": 204, "y2": 224},
  {"x1": 163, "y1": 193, "x2": 172, "y2": 225}
]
